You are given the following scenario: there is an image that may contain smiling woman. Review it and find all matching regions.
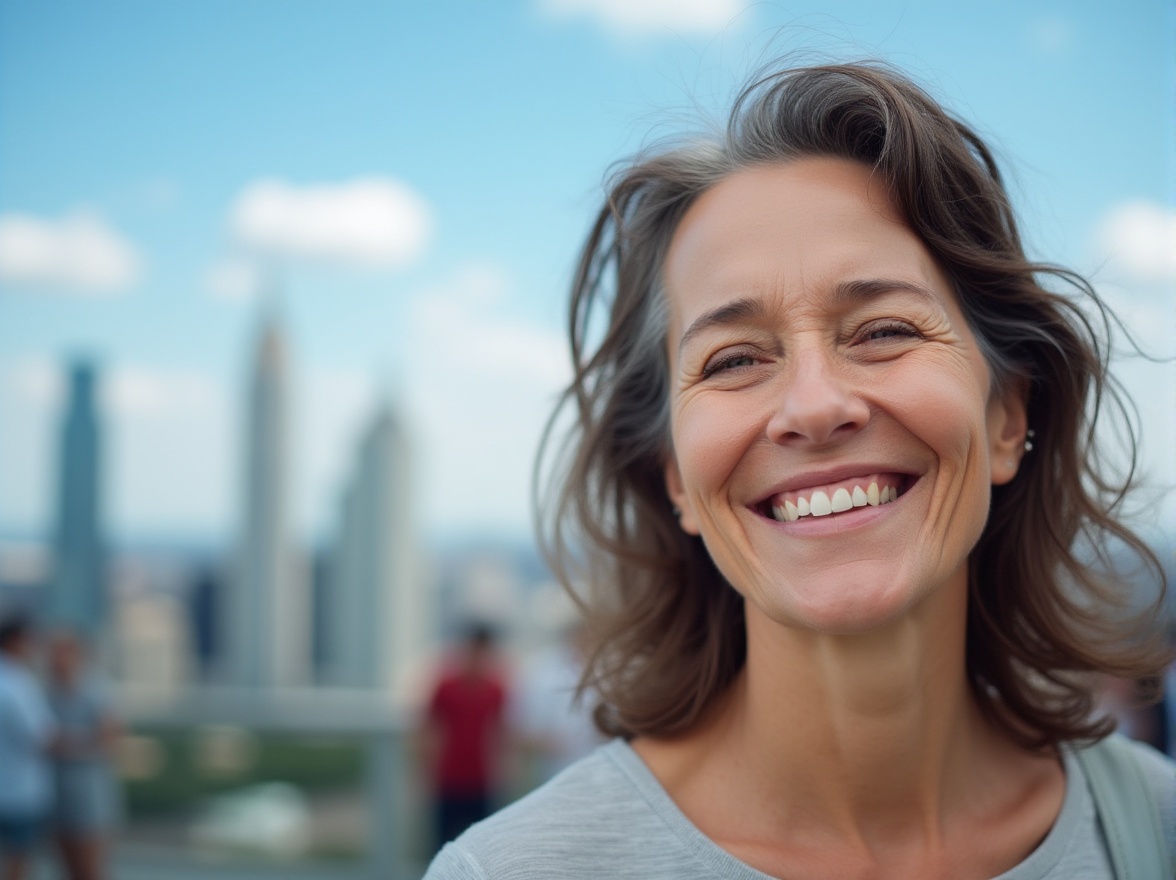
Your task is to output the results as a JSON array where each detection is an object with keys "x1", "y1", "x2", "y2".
[
  {"x1": 423, "y1": 61, "x2": 1175, "y2": 880},
  {"x1": 662, "y1": 158, "x2": 1019, "y2": 640}
]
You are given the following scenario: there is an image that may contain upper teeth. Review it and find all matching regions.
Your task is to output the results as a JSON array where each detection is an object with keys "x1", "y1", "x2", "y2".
[{"x1": 771, "y1": 481, "x2": 899, "y2": 523}]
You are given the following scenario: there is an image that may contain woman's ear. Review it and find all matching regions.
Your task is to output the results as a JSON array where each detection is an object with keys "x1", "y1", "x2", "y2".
[
  {"x1": 988, "y1": 380, "x2": 1030, "y2": 486},
  {"x1": 664, "y1": 457, "x2": 701, "y2": 535}
]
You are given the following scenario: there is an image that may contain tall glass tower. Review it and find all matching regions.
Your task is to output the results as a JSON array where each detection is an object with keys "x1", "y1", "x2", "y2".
[
  {"x1": 50, "y1": 359, "x2": 105, "y2": 634},
  {"x1": 223, "y1": 311, "x2": 306, "y2": 687},
  {"x1": 321, "y1": 400, "x2": 428, "y2": 694}
]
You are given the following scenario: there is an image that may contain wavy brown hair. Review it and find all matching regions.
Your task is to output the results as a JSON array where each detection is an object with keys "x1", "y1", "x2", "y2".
[{"x1": 536, "y1": 61, "x2": 1169, "y2": 750}]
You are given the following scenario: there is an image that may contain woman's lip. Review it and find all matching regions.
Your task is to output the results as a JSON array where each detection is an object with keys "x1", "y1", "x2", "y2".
[{"x1": 751, "y1": 466, "x2": 919, "y2": 507}]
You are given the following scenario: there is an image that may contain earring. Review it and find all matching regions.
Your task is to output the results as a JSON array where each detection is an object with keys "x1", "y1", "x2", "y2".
[
  {"x1": 672, "y1": 505, "x2": 681, "y2": 517},
  {"x1": 1024, "y1": 429, "x2": 1036, "y2": 452}
]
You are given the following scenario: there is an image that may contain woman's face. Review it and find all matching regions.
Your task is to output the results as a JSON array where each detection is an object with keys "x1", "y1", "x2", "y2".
[{"x1": 662, "y1": 158, "x2": 1026, "y2": 635}]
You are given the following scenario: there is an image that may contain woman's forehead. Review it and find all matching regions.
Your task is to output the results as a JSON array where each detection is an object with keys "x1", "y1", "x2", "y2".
[{"x1": 662, "y1": 159, "x2": 952, "y2": 335}]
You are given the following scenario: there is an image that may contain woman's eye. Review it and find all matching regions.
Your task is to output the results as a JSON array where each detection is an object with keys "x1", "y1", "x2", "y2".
[
  {"x1": 861, "y1": 322, "x2": 919, "y2": 343},
  {"x1": 702, "y1": 353, "x2": 758, "y2": 376}
]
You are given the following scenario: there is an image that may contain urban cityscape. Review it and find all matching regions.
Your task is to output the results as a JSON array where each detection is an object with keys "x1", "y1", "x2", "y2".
[
  {"x1": 1, "y1": 3, "x2": 1173, "y2": 879},
  {"x1": 3, "y1": 259, "x2": 1174, "y2": 880},
  {"x1": 0, "y1": 304, "x2": 574, "y2": 878}
]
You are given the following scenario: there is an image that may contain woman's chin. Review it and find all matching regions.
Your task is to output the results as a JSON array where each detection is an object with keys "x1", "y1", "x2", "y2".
[{"x1": 745, "y1": 572, "x2": 948, "y2": 638}]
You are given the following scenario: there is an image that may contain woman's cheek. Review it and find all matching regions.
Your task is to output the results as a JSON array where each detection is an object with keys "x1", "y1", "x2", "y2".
[{"x1": 676, "y1": 399, "x2": 759, "y2": 496}]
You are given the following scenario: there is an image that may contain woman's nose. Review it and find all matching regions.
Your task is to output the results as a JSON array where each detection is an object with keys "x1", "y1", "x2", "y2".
[{"x1": 765, "y1": 353, "x2": 870, "y2": 446}]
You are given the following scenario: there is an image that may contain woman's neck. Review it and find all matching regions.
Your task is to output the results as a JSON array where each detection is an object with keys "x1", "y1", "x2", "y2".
[
  {"x1": 733, "y1": 583, "x2": 977, "y2": 831},
  {"x1": 632, "y1": 572, "x2": 1052, "y2": 863}
]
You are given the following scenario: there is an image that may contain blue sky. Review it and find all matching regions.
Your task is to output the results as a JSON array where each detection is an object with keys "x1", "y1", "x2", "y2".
[{"x1": 1, "y1": 0, "x2": 1173, "y2": 545}]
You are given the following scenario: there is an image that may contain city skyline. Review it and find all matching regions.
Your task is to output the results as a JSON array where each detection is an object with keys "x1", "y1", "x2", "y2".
[
  {"x1": 0, "y1": 314, "x2": 448, "y2": 695},
  {"x1": 1, "y1": 2, "x2": 1173, "y2": 546}
]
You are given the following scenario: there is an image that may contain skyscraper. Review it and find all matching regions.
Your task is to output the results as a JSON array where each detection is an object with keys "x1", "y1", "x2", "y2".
[
  {"x1": 321, "y1": 399, "x2": 430, "y2": 695},
  {"x1": 222, "y1": 311, "x2": 307, "y2": 688},
  {"x1": 49, "y1": 359, "x2": 105, "y2": 635}
]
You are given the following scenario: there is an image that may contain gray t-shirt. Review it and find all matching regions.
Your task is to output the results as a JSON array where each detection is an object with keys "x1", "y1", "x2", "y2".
[{"x1": 424, "y1": 737, "x2": 1176, "y2": 879}]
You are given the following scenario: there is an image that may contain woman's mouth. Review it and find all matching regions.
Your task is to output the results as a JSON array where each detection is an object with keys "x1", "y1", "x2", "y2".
[{"x1": 758, "y1": 473, "x2": 910, "y2": 523}]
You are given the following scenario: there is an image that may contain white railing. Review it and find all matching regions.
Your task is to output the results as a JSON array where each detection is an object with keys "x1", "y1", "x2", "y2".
[{"x1": 107, "y1": 685, "x2": 426, "y2": 880}]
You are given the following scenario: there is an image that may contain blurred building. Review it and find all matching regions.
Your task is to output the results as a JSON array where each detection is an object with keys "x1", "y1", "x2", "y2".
[
  {"x1": 48, "y1": 359, "x2": 106, "y2": 636},
  {"x1": 222, "y1": 311, "x2": 308, "y2": 688},
  {"x1": 188, "y1": 563, "x2": 222, "y2": 681},
  {"x1": 308, "y1": 548, "x2": 330, "y2": 679},
  {"x1": 0, "y1": 540, "x2": 50, "y2": 619},
  {"x1": 320, "y1": 400, "x2": 430, "y2": 696},
  {"x1": 109, "y1": 544, "x2": 202, "y2": 686},
  {"x1": 116, "y1": 587, "x2": 193, "y2": 688}
]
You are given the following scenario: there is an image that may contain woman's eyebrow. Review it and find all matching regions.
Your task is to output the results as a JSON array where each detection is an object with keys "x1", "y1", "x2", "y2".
[
  {"x1": 677, "y1": 297, "x2": 766, "y2": 354},
  {"x1": 831, "y1": 277, "x2": 941, "y2": 308},
  {"x1": 677, "y1": 279, "x2": 942, "y2": 353}
]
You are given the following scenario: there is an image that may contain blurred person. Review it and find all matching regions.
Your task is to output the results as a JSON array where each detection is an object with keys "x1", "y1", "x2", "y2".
[
  {"x1": 509, "y1": 622, "x2": 602, "y2": 786},
  {"x1": 425, "y1": 60, "x2": 1175, "y2": 878},
  {"x1": 1095, "y1": 674, "x2": 1169, "y2": 754},
  {"x1": 1167, "y1": 654, "x2": 1176, "y2": 756},
  {"x1": 46, "y1": 630, "x2": 122, "y2": 880},
  {"x1": 0, "y1": 615, "x2": 55, "y2": 880},
  {"x1": 422, "y1": 623, "x2": 508, "y2": 852}
]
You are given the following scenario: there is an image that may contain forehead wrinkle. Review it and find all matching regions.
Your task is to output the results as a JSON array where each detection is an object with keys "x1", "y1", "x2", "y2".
[
  {"x1": 674, "y1": 277, "x2": 951, "y2": 358},
  {"x1": 676, "y1": 296, "x2": 768, "y2": 355}
]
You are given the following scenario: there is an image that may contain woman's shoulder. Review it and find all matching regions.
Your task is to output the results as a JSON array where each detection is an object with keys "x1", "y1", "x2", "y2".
[
  {"x1": 1073, "y1": 733, "x2": 1176, "y2": 805},
  {"x1": 1067, "y1": 733, "x2": 1176, "y2": 873},
  {"x1": 1111, "y1": 735, "x2": 1176, "y2": 838},
  {"x1": 422, "y1": 739, "x2": 728, "y2": 880}
]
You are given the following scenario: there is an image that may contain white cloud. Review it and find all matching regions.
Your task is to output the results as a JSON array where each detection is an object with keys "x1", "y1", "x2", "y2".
[
  {"x1": 229, "y1": 177, "x2": 432, "y2": 268},
  {"x1": 405, "y1": 264, "x2": 571, "y2": 535},
  {"x1": 1090, "y1": 278, "x2": 1176, "y2": 532},
  {"x1": 205, "y1": 259, "x2": 262, "y2": 303},
  {"x1": 1097, "y1": 201, "x2": 1176, "y2": 287},
  {"x1": 0, "y1": 210, "x2": 142, "y2": 293},
  {"x1": 103, "y1": 366, "x2": 223, "y2": 418},
  {"x1": 539, "y1": 0, "x2": 746, "y2": 36},
  {"x1": 1096, "y1": 281, "x2": 1175, "y2": 355},
  {"x1": 4, "y1": 358, "x2": 223, "y2": 421},
  {"x1": 2, "y1": 357, "x2": 64, "y2": 408},
  {"x1": 412, "y1": 264, "x2": 568, "y2": 382}
]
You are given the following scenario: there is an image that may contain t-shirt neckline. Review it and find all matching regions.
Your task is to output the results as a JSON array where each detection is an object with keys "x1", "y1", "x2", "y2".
[{"x1": 603, "y1": 738, "x2": 1089, "y2": 880}]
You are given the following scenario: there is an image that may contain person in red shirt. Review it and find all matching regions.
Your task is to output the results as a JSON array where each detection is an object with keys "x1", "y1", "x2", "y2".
[{"x1": 423, "y1": 623, "x2": 507, "y2": 851}]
